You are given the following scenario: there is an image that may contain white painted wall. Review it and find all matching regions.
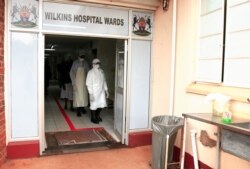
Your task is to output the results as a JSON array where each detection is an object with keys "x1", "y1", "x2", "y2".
[{"x1": 151, "y1": 0, "x2": 173, "y2": 117}]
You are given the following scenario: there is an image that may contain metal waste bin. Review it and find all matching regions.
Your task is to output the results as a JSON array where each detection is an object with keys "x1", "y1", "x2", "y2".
[{"x1": 152, "y1": 115, "x2": 184, "y2": 169}]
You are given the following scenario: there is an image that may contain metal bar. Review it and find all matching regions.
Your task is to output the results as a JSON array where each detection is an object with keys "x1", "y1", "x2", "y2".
[
  {"x1": 180, "y1": 117, "x2": 187, "y2": 169},
  {"x1": 165, "y1": 135, "x2": 170, "y2": 169}
]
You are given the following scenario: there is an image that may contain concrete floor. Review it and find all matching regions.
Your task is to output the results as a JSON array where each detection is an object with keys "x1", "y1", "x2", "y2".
[{"x1": 1, "y1": 146, "x2": 152, "y2": 169}]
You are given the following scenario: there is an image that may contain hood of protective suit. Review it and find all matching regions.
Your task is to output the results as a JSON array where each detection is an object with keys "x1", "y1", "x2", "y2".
[
  {"x1": 92, "y1": 58, "x2": 101, "y2": 69},
  {"x1": 92, "y1": 58, "x2": 101, "y2": 64},
  {"x1": 79, "y1": 55, "x2": 85, "y2": 62}
]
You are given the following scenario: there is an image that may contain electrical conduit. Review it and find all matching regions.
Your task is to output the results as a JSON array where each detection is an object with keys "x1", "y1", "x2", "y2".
[{"x1": 169, "y1": 0, "x2": 177, "y2": 116}]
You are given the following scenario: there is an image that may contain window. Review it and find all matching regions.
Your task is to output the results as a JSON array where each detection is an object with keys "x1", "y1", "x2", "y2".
[{"x1": 196, "y1": 0, "x2": 250, "y2": 88}]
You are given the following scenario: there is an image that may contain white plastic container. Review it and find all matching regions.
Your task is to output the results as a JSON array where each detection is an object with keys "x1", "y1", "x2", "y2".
[{"x1": 206, "y1": 93, "x2": 231, "y2": 117}]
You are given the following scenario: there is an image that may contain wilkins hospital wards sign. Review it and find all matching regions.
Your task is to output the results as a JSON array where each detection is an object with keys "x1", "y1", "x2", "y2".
[{"x1": 43, "y1": 2, "x2": 129, "y2": 36}]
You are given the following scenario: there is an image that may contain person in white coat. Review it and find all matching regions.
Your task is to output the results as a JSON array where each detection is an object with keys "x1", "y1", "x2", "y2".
[
  {"x1": 86, "y1": 58, "x2": 109, "y2": 124},
  {"x1": 70, "y1": 55, "x2": 89, "y2": 117}
]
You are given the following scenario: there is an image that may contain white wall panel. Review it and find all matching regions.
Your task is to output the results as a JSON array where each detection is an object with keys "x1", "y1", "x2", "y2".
[
  {"x1": 11, "y1": 32, "x2": 38, "y2": 138},
  {"x1": 130, "y1": 40, "x2": 150, "y2": 129}
]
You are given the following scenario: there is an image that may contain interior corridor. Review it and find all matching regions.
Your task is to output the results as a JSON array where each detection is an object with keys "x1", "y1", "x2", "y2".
[{"x1": 45, "y1": 83, "x2": 120, "y2": 143}]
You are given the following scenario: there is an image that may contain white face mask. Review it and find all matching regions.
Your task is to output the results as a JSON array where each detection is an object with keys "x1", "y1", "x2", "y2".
[
  {"x1": 79, "y1": 58, "x2": 84, "y2": 62},
  {"x1": 93, "y1": 64, "x2": 100, "y2": 69}
]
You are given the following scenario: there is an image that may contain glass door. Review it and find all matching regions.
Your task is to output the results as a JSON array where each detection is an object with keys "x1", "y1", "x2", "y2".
[{"x1": 114, "y1": 40, "x2": 127, "y2": 143}]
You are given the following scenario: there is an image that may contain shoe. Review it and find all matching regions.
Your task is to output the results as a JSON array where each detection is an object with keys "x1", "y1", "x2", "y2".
[
  {"x1": 64, "y1": 105, "x2": 67, "y2": 110},
  {"x1": 91, "y1": 111, "x2": 99, "y2": 124},
  {"x1": 96, "y1": 109, "x2": 102, "y2": 122},
  {"x1": 70, "y1": 107, "x2": 74, "y2": 111},
  {"x1": 80, "y1": 107, "x2": 86, "y2": 114},
  {"x1": 91, "y1": 119, "x2": 99, "y2": 124},
  {"x1": 77, "y1": 112, "x2": 82, "y2": 117},
  {"x1": 96, "y1": 116, "x2": 102, "y2": 122},
  {"x1": 77, "y1": 108, "x2": 81, "y2": 117}
]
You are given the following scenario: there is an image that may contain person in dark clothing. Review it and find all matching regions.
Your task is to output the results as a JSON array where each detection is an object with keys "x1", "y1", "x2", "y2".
[{"x1": 57, "y1": 58, "x2": 74, "y2": 110}]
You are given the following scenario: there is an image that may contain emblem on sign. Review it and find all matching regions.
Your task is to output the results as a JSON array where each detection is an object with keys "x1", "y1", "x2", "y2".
[
  {"x1": 11, "y1": 2, "x2": 38, "y2": 28},
  {"x1": 132, "y1": 14, "x2": 152, "y2": 36}
]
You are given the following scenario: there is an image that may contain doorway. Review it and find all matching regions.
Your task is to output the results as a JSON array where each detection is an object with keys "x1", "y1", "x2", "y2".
[{"x1": 43, "y1": 35, "x2": 127, "y2": 154}]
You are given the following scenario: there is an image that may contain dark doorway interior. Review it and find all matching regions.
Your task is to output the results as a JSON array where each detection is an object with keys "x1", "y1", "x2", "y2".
[{"x1": 43, "y1": 35, "x2": 121, "y2": 155}]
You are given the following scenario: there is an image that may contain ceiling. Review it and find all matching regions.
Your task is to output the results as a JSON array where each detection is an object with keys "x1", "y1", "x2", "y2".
[
  {"x1": 45, "y1": 35, "x2": 93, "y2": 48},
  {"x1": 45, "y1": 35, "x2": 95, "y2": 56}
]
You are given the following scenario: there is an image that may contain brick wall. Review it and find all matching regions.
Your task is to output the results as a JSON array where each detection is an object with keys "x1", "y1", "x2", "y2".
[{"x1": 0, "y1": 0, "x2": 6, "y2": 166}]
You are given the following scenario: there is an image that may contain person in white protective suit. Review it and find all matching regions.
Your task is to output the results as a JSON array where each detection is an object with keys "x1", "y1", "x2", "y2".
[
  {"x1": 70, "y1": 55, "x2": 90, "y2": 117},
  {"x1": 86, "y1": 58, "x2": 109, "y2": 124}
]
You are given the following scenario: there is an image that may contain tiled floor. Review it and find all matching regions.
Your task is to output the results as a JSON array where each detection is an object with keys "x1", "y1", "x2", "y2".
[
  {"x1": 45, "y1": 85, "x2": 121, "y2": 144},
  {"x1": 45, "y1": 96, "x2": 70, "y2": 132}
]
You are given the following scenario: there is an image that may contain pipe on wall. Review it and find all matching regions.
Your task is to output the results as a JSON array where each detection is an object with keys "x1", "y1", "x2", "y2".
[{"x1": 169, "y1": 0, "x2": 177, "y2": 116}]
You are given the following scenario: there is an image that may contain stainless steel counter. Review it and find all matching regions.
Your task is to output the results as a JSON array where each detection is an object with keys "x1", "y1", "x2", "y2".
[
  {"x1": 182, "y1": 113, "x2": 250, "y2": 136},
  {"x1": 180, "y1": 113, "x2": 250, "y2": 169}
]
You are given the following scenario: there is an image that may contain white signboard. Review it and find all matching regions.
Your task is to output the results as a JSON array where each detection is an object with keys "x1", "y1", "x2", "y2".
[{"x1": 43, "y1": 2, "x2": 129, "y2": 36}]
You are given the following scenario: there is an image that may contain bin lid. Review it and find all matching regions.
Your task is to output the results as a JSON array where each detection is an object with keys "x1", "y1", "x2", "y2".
[{"x1": 152, "y1": 115, "x2": 184, "y2": 135}]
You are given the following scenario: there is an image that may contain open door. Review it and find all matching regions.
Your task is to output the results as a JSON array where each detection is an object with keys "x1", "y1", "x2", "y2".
[{"x1": 114, "y1": 40, "x2": 127, "y2": 144}]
